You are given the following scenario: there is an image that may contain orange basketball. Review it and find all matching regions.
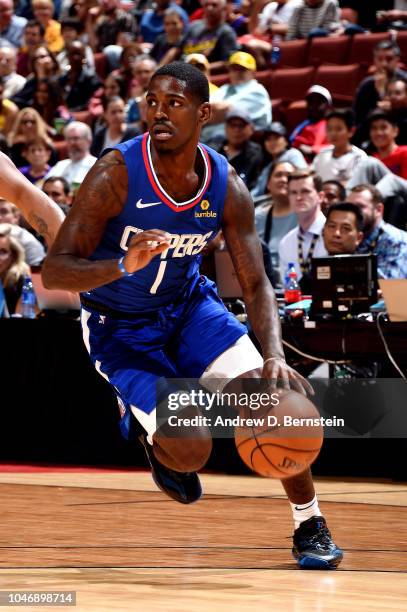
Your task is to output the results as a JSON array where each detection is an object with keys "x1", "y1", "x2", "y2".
[{"x1": 235, "y1": 389, "x2": 323, "y2": 479}]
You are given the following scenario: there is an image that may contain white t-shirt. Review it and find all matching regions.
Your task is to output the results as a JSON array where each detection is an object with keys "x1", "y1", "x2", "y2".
[
  {"x1": 258, "y1": 1, "x2": 300, "y2": 35},
  {"x1": 312, "y1": 145, "x2": 367, "y2": 185},
  {"x1": 45, "y1": 154, "x2": 97, "y2": 188}
]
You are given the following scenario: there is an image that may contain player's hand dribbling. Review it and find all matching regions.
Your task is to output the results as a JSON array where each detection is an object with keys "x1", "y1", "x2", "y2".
[
  {"x1": 122, "y1": 230, "x2": 171, "y2": 273},
  {"x1": 262, "y1": 357, "x2": 314, "y2": 397}
]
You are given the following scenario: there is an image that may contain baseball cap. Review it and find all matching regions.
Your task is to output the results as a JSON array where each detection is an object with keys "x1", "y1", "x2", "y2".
[
  {"x1": 228, "y1": 51, "x2": 256, "y2": 71},
  {"x1": 306, "y1": 85, "x2": 332, "y2": 105},
  {"x1": 225, "y1": 108, "x2": 252, "y2": 124},
  {"x1": 185, "y1": 53, "x2": 209, "y2": 69},
  {"x1": 264, "y1": 121, "x2": 287, "y2": 137}
]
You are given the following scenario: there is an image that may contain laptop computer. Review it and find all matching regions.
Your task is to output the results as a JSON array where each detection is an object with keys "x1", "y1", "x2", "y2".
[
  {"x1": 378, "y1": 279, "x2": 407, "y2": 322},
  {"x1": 31, "y1": 270, "x2": 80, "y2": 312},
  {"x1": 214, "y1": 249, "x2": 243, "y2": 299},
  {"x1": 310, "y1": 254, "x2": 378, "y2": 317}
]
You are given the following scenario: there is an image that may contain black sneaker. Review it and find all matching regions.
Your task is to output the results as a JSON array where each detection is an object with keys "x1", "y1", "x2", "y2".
[
  {"x1": 292, "y1": 516, "x2": 343, "y2": 569},
  {"x1": 139, "y1": 434, "x2": 202, "y2": 504}
]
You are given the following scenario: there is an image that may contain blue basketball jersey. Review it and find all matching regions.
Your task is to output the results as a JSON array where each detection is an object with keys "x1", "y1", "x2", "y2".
[{"x1": 84, "y1": 133, "x2": 228, "y2": 313}]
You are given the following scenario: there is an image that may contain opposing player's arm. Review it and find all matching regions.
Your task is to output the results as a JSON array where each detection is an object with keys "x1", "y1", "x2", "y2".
[
  {"x1": 0, "y1": 152, "x2": 65, "y2": 247},
  {"x1": 42, "y1": 150, "x2": 171, "y2": 292},
  {"x1": 222, "y1": 167, "x2": 312, "y2": 394}
]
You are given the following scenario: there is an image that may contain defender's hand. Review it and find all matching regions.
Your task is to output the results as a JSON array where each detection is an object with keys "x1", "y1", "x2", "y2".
[
  {"x1": 123, "y1": 230, "x2": 171, "y2": 273},
  {"x1": 262, "y1": 357, "x2": 314, "y2": 396}
]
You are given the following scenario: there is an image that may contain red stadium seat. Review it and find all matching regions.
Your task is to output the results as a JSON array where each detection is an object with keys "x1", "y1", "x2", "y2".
[
  {"x1": 348, "y1": 32, "x2": 391, "y2": 67},
  {"x1": 396, "y1": 31, "x2": 407, "y2": 65},
  {"x1": 255, "y1": 69, "x2": 273, "y2": 91},
  {"x1": 269, "y1": 66, "x2": 315, "y2": 103},
  {"x1": 284, "y1": 101, "x2": 308, "y2": 134},
  {"x1": 307, "y1": 35, "x2": 351, "y2": 66},
  {"x1": 276, "y1": 39, "x2": 309, "y2": 68},
  {"x1": 52, "y1": 139, "x2": 68, "y2": 161},
  {"x1": 210, "y1": 73, "x2": 228, "y2": 87},
  {"x1": 313, "y1": 64, "x2": 364, "y2": 104},
  {"x1": 71, "y1": 110, "x2": 93, "y2": 127}
]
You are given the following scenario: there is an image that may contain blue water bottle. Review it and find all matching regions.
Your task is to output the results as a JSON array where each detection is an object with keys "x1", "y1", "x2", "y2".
[
  {"x1": 271, "y1": 46, "x2": 280, "y2": 66},
  {"x1": 21, "y1": 275, "x2": 37, "y2": 319}
]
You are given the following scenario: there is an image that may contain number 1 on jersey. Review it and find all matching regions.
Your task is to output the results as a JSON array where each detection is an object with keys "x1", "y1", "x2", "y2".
[{"x1": 150, "y1": 261, "x2": 167, "y2": 294}]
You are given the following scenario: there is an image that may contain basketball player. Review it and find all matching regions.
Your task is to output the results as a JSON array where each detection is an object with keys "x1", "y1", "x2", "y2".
[
  {"x1": 0, "y1": 152, "x2": 64, "y2": 247},
  {"x1": 42, "y1": 63, "x2": 342, "y2": 569}
]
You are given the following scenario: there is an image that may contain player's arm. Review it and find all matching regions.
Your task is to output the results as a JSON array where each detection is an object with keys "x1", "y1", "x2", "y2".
[
  {"x1": 42, "y1": 150, "x2": 170, "y2": 292},
  {"x1": 0, "y1": 152, "x2": 65, "y2": 247},
  {"x1": 222, "y1": 167, "x2": 312, "y2": 394}
]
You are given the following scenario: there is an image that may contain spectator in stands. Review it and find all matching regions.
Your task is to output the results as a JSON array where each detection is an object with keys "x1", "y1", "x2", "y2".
[
  {"x1": 0, "y1": 224, "x2": 30, "y2": 315},
  {"x1": 0, "y1": 76, "x2": 18, "y2": 137},
  {"x1": 87, "y1": 72, "x2": 127, "y2": 124},
  {"x1": 378, "y1": 77, "x2": 407, "y2": 144},
  {"x1": 290, "y1": 85, "x2": 331, "y2": 160},
  {"x1": 354, "y1": 41, "x2": 407, "y2": 128},
  {"x1": 312, "y1": 108, "x2": 367, "y2": 185},
  {"x1": 42, "y1": 176, "x2": 71, "y2": 214},
  {"x1": 252, "y1": 122, "x2": 307, "y2": 198},
  {"x1": 7, "y1": 107, "x2": 56, "y2": 167},
  {"x1": 0, "y1": 202, "x2": 46, "y2": 265},
  {"x1": 140, "y1": 0, "x2": 189, "y2": 44},
  {"x1": 33, "y1": 77, "x2": 71, "y2": 130},
  {"x1": 213, "y1": 108, "x2": 263, "y2": 190},
  {"x1": 202, "y1": 51, "x2": 272, "y2": 144},
  {"x1": 0, "y1": 0, "x2": 27, "y2": 49},
  {"x1": 127, "y1": 56, "x2": 157, "y2": 127},
  {"x1": 182, "y1": 0, "x2": 238, "y2": 72},
  {"x1": 45, "y1": 121, "x2": 96, "y2": 190},
  {"x1": 11, "y1": 44, "x2": 60, "y2": 109},
  {"x1": 243, "y1": 0, "x2": 299, "y2": 67},
  {"x1": 320, "y1": 179, "x2": 346, "y2": 214},
  {"x1": 376, "y1": 5, "x2": 407, "y2": 29},
  {"x1": 348, "y1": 183, "x2": 407, "y2": 278},
  {"x1": 184, "y1": 53, "x2": 219, "y2": 96},
  {"x1": 59, "y1": 41, "x2": 101, "y2": 112},
  {"x1": 279, "y1": 168, "x2": 328, "y2": 291},
  {"x1": 226, "y1": 0, "x2": 249, "y2": 36},
  {"x1": 0, "y1": 45, "x2": 26, "y2": 100},
  {"x1": 86, "y1": 0, "x2": 138, "y2": 70},
  {"x1": 91, "y1": 95, "x2": 140, "y2": 157},
  {"x1": 368, "y1": 109, "x2": 407, "y2": 179},
  {"x1": 112, "y1": 43, "x2": 141, "y2": 99},
  {"x1": 57, "y1": 18, "x2": 95, "y2": 73},
  {"x1": 322, "y1": 202, "x2": 364, "y2": 255},
  {"x1": 32, "y1": 0, "x2": 64, "y2": 54},
  {"x1": 16, "y1": 20, "x2": 45, "y2": 77},
  {"x1": 150, "y1": 8, "x2": 188, "y2": 67},
  {"x1": 286, "y1": 0, "x2": 341, "y2": 40},
  {"x1": 18, "y1": 137, "x2": 52, "y2": 186},
  {"x1": 254, "y1": 160, "x2": 297, "y2": 274}
]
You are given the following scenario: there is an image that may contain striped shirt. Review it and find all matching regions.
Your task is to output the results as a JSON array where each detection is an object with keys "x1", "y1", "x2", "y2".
[{"x1": 287, "y1": 0, "x2": 340, "y2": 40}]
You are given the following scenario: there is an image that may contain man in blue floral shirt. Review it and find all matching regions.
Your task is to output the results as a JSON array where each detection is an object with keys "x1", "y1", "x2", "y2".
[{"x1": 348, "y1": 183, "x2": 407, "y2": 279}]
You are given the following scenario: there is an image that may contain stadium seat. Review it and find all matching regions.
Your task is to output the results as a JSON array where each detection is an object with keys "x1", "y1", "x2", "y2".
[
  {"x1": 276, "y1": 39, "x2": 309, "y2": 68},
  {"x1": 269, "y1": 66, "x2": 315, "y2": 103},
  {"x1": 348, "y1": 32, "x2": 391, "y2": 66},
  {"x1": 313, "y1": 64, "x2": 364, "y2": 104},
  {"x1": 396, "y1": 30, "x2": 407, "y2": 65},
  {"x1": 71, "y1": 111, "x2": 93, "y2": 127},
  {"x1": 52, "y1": 139, "x2": 68, "y2": 161},
  {"x1": 284, "y1": 101, "x2": 308, "y2": 134},
  {"x1": 307, "y1": 35, "x2": 351, "y2": 66},
  {"x1": 210, "y1": 73, "x2": 229, "y2": 87}
]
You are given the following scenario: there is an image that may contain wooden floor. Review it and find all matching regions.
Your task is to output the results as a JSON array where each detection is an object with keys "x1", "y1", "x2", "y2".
[{"x1": 0, "y1": 471, "x2": 406, "y2": 611}]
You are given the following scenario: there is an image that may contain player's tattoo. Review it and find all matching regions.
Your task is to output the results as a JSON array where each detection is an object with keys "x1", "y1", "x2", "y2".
[
  {"x1": 27, "y1": 212, "x2": 51, "y2": 243},
  {"x1": 223, "y1": 168, "x2": 285, "y2": 361}
]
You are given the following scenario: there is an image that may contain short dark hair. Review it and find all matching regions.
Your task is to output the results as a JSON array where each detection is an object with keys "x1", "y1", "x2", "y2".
[
  {"x1": 350, "y1": 183, "x2": 383, "y2": 206},
  {"x1": 22, "y1": 136, "x2": 52, "y2": 152},
  {"x1": 322, "y1": 180, "x2": 346, "y2": 201},
  {"x1": 152, "y1": 61, "x2": 210, "y2": 105},
  {"x1": 367, "y1": 108, "x2": 398, "y2": 127},
  {"x1": 287, "y1": 167, "x2": 323, "y2": 192},
  {"x1": 102, "y1": 95, "x2": 124, "y2": 112},
  {"x1": 326, "y1": 108, "x2": 355, "y2": 130},
  {"x1": 43, "y1": 176, "x2": 70, "y2": 195},
  {"x1": 387, "y1": 76, "x2": 407, "y2": 90},
  {"x1": 325, "y1": 202, "x2": 364, "y2": 231},
  {"x1": 60, "y1": 18, "x2": 84, "y2": 34},
  {"x1": 25, "y1": 19, "x2": 45, "y2": 36},
  {"x1": 374, "y1": 40, "x2": 400, "y2": 56}
]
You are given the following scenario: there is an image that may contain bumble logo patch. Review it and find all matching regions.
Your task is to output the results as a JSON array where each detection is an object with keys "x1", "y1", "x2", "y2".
[{"x1": 195, "y1": 199, "x2": 216, "y2": 218}]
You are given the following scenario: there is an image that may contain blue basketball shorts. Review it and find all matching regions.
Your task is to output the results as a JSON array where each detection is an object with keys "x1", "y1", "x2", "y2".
[{"x1": 81, "y1": 277, "x2": 262, "y2": 440}]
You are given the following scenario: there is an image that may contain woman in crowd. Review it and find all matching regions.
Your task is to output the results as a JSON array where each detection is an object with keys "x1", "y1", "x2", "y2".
[
  {"x1": 33, "y1": 77, "x2": 72, "y2": 131},
  {"x1": 7, "y1": 108, "x2": 56, "y2": 167},
  {"x1": 11, "y1": 46, "x2": 60, "y2": 109},
  {"x1": 90, "y1": 95, "x2": 140, "y2": 157},
  {"x1": 150, "y1": 9, "x2": 187, "y2": 67},
  {"x1": 0, "y1": 225, "x2": 30, "y2": 315}
]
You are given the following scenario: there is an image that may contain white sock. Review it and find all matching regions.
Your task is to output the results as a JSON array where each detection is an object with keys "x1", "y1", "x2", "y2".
[{"x1": 290, "y1": 495, "x2": 322, "y2": 529}]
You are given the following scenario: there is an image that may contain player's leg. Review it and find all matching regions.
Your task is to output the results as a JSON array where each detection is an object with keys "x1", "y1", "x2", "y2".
[
  {"x1": 200, "y1": 336, "x2": 343, "y2": 569},
  {"x1": 81, "y1": 307, "x2": 203, "y2": 503}
]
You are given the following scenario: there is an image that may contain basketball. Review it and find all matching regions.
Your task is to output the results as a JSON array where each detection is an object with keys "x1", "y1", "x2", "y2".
[{"x1": 235, "y1": 389, "x2": 323, "y2": 479}]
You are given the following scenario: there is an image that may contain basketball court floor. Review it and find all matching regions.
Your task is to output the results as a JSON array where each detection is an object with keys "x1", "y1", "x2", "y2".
[{"x1": 0, "y1": 470, "x2": 406, "y2": 611}]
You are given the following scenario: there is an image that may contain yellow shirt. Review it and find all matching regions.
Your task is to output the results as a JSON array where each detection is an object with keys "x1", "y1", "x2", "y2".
[{"x1": 45, "y1": 20, "x2": 64, "y2": 54}]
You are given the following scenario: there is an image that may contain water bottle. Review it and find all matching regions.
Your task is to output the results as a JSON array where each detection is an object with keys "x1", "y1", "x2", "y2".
[
  {"x1": 284, "y1": 265, "x2": 302, "y2": 305},
  {"x1": 21, "y1": 275, "x2": 37, "y2": 319},
  {"x1": 271, "y1": 46, "x2": 280, "y2": 66}
]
